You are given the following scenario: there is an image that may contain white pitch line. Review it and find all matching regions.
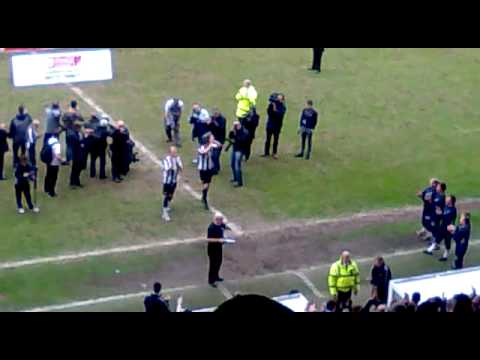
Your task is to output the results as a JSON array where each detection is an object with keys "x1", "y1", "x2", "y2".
[
  {"x1": 68, "y1": 85, "x2": 242, "y2": 235},
  {"x1": 288, "y1": 270, "x2": 325, "y2": 299},
  {"x1": 24, "y1": 240, "x2": 480, "y2": 312},
  {"x1": 216, "y1": 283, "x2": 233, "y2": 299}
]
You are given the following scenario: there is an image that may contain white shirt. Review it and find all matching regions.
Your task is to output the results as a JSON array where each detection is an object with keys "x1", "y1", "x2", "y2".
[
  {"x1": 48, "y1": 137, "x2": 61, "y2": 166},
  {"x1": 192, "y1": 108, "x2": 210, "y2": 124},
  {"x1": 165, "y1": 99, "x2": 184, "y2": 114}
]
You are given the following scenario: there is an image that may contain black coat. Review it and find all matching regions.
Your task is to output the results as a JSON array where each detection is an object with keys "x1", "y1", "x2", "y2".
[
  {"x1": 266, "y1": 101, "x2": 286, "y2": 132},
  {"x1": 0, "y1": 128, "x2": 9, "y2": 152},
  {"x1": 210, "y1": 115, "x2": 226, "y2": 144},
  {"x1": 67, "y1": 130, "x2": 86, "y2": 165},
  {"x1": 370, "y1": 264, "x2": 392, "y2": 292},
  {"x1": 144, "y1": 294, "x2": 171, "y2": 313},
  {"x1": 228, "y1": 127, "x2": 250, "y2": 154},
  {"x1": 9, "y1": 113, "x2": 32, "y2": 144}
]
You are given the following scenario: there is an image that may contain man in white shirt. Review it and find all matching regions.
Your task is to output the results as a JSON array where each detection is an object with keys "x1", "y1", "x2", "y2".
[
  {"x1": 44, "y1": 135, "x2": 64, "y2": 197},
  {"x1": 161, "y1": 146, "x2": 183, "y2": 222},
  {"x1": 164, "y1": 98, "x2": 184, "y2": 147}
]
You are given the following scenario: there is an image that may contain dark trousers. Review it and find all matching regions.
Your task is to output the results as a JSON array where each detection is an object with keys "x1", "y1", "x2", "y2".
[
  {"x1": 422, "y1": 214, "x2": 436, "y2": 233},
  {"x1": 165, "y1": 120, "x2": 181, "y2": 145},
  {"x1": 336, "y1": 290, "x2": 352, "y2": 312},
  {"x1": 230, "y1": 150, "x2": 243, "y2": 185},
  {"x1": 15, "y1": 182, "x2": 34, "y2": 209},
  {"x1": 212, "y1": 147, "x2": 222, "y2": 174},
  {"x1": 299, "y1": 131, "x2": 313, "y2": 158},
  {"x1": 312, "y1": 48, "x2": 324, "y2": 71},
  {"x1": 66, "y1": 133, "x2": 74, "y2": 163},
  {"x1": 90, "y1": 149, "x2": 107, "y2": 179},
  {"x1": 70, "y1": 160, "x2": 83, "y2": 186},
  {"x1": 0, "y1": 151, "x2": 5, "y2": 178},
  {"x1": 28, "y1": 144, "x2": 36, "y2": 167},
  {"x1": 44, "y1": 165, "x2": 59, "y2": 196},
  {"x1": 454, "y1": 247, "x2": 467, "y2": 269},
  {"x1": 264, "y1": 128, "x2": 280, "y2": 156},
  {"x1": 434, "y1": 229, "x2": 452, "y2": 250},
  {"x1": 208, "y1": 248, "x2": 223, "y2": 284},
  {"x1": 12, "y1": 142, "x2": 26, "y2": 167},
  {"x1": 111, "y1": 153, "x2": 122, "y2": 180}
]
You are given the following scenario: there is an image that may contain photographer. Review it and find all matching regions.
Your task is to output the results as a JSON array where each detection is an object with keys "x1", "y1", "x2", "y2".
[
  {"x1": 110, "y1": 120, "x2": 130, "y2": 183},
  {"x1": 227, "y1": 121, "x2": 250, "y2": 188},
  {"x1": 0, "y1": 123, "x2": 9, "y2": 180},
  {"x1": 14, "y1": 155, "x2": 39, "y2": 214},
  {"x1": 209, "y1": 109, "x2": 226, "y2": 174},
  {"x1": 62, "y1": 100, "x2": 84, "y2": 164},
  {"x1": 9, "y1": 105, "x2": 32, "y2": 168},
  {"x1": 262, "y1": 93, "x2": 287, "y2": 159},
  {"x1": 164, "y1": 98, "x2": 184, "y2": 147}
]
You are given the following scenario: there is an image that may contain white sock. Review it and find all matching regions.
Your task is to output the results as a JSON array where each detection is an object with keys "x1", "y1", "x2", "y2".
[
  {"x1": 442, "y1": 249, "x2": 449, "y2": 258},
  {"x1": 427, "y1": 243, "x2": 436, "y2": 252}
]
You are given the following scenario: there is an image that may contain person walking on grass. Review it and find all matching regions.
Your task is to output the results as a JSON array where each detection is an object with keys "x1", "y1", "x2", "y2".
[
  {"x1": 197, "y1": 133, "x2": 220, "y2": 210},
  {"x1": 14, "y1": 155, "x2": 39, "y2": 214},
  {"x1": 161, "y1": 146, "x2": 183, "y2": 222},
  {"x1": 449, "y1": 212, "x2": 471, "y2": 270},
  {"x1": 62, "y1": 100, "x2": 84, "y2": 164},
  {"x1": 416, "y1": 178, "x2": 440, "y2": 240},
  {"x1": 369, "y1": 256, "x2": 392, "y2": 304},
  {"x1": 207, "y1": 212, "x2": 232, "y2": 287},
  {"x1": 228, "y1": 121, "x2": 249, "y2": 188},
  {"x1": 190, "y1": 103, "x2": 211, "y2": 164},
  {"x1": 424, "y1": 195, "x2": 457, "y2": 261},
  {"x1": 328, "y1": 250, "x2": 360, "y2": 312},
  {"x1": 164, "y1": 97, "x2": 184, "y2": 147},
  {"x1": 262, "y1": 93, "x2": 287, "y2": 159},
  {"x1": 295, "y1": 100, "x2": 318, "y2": 160},
  {"x1": 310, "y1": 48, "x2": 325, "y2": 73}
]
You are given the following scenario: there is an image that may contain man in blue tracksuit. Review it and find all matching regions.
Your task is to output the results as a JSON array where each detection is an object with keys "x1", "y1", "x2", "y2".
[
  {"x1": 448, "y1": 212, "x2": 471, "y2": 270},
  {"x1": 416, "y1": 178, "x2": 440, "y2": 240}
]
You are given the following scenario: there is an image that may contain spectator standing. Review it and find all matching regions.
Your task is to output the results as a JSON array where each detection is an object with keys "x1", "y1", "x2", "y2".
[
  {"x1": 295, "y1": 100, "x2": 318, "y2": 160},
  {"x1": 26, "y1": 119, "x2": 41, "y2": 167},
  {"x1": 228, "y1": 121, "x2": 250, "y2": 188},
  {"x1": 9, "y1": 105, "x2": 32, "y2": 168},
  {"x1": 0, "y1": 123, "x2": 9, "y2": 180},
  {"x1": 62, "y1": 100, "x2": 84, "y2": 164},
  {"x1": 14, "y1": 155, "x2": 39, "y2": 214},
  {"x1": 44, "y1": 102, "x2": 62, "y2": 145},
  {"x1": 310, "y1": 48, "x2": 325, "y2": 73},
  {"x1": 43, "y1": 134, "x2": 64, "y2": 198},
  {"x1": 197, "y1": 133, "x2": 220, "y2": 210},
  {"x1": 164, "y1": 98, "x2": 184, "y2": 147},
  {"x1": 144, "y1": 282, "x2": 171, "y2": 313},
  {"x1": 209, "y1": 109, "x2": 226, "y2": 173},
  {"x1": 416, "y1": 178, "x2": 440, "y2": 240},
  {"x1": 370, "y1": 256, "x2": 392, "y2": 304},
  {"x1": 328, "y1": 250, "x2": 360, "y2": 312},
  {"x1": 449, "y1": 212, "x2": 471, "y2": 270},
  {"x1": 262, "y1": 93, "x2": 287, "y2": 159}
]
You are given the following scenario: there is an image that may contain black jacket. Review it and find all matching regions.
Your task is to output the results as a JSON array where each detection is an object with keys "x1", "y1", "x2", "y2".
[
  {"x1": 299, "y1": 108, "x2": 318, "y2": 130},
  {"x1": 228, "y1": 127, "x2": 250, "y2": 154},
  {"x1": 9, "y1": 113, "x2": 33, "y2": 144},
  {"x1": 454, "y1": 222, "x2": 471, "y2": 254},
  {"x1": 0, "y1": 128, "x2": 9, "y2": 152},
  {"x1": 370, "y1": 264, "x2": 392, "y2": 290},
  {"x1": 266, "y1": 101, "x2": 287, "y2": 132},
  {"x1": 62, "y1": 110, "x2": 84, "y2": 131},
  {"x1": 144, "y1": 294, "x2": 171, "y2": 313},
  {"x1": 14, "y1": 163, "x2": 34, "y2": 186},
  {"x1": 67, "y1": 130, "x2": 86, "y2": 164},
  {"x1": 210, "y1": 115, "x2": 226, "y2": 144}
]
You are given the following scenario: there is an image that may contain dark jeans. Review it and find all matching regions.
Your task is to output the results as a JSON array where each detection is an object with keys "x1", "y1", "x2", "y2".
[
  {"x1": 28, "y1": 144, "x2": 36, "y2": 167},
  {"x1": 70, "y1": 160, "x2": 83, "y2": 186},
  {"x1": 12, "y1": 142, "x2": 26, "y2": 168},
  {"x1": 230, "y1": 150, "x2": 243, "y2": 185},
  {"x1": 44, "y1": 165, "x2": 59, "y2": 196},
  {"x1": 264, "y1": 128, "x2": 280, "y2": 156},
  {"x1": 66, "y1": 131, "x2": 74, "y2": 163},
  {"x1": 312, "y1": 48, "x2": 324, "y2": 71},
  {"x1": 212, "y1": 147, "x2": 222, "y2": 174},
  {"x1": 15, "y1": 182, "x2": 34, "y2": 209},
  {"x1": 111, "y1": 153, "x2": 122, "y2": 180},
  {"x1": 0, "y1": 151, "x2": 5, "y2": 178},
  {"x1": 299, "y1": 131, "x2": 313, "y2": 158},
  {"x1": 454, "y1": 248, "x2": 467, "y2": 269},
  {"x1": 90, "y1": 149, "x2": 107, "y2": 179},
  {"x1": 336, "y1": 290, "x2": 352, "y2": 312},
  {"x1": 208, "y1": 248, "x2": 223, "y2": 284}
]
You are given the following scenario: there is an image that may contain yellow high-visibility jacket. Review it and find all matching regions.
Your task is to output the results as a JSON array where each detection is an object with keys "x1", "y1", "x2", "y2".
[
  {"x1": 235, "y1": 86, "x2": 258, "y2": 118},
  {"x1": 328, "y1": 258, "x2": 360, "y2": 296}
]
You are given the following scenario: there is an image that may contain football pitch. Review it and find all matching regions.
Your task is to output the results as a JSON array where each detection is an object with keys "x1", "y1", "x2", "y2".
[{"x1": 1, "y1": 48, "x2": 480, "y2": 311}]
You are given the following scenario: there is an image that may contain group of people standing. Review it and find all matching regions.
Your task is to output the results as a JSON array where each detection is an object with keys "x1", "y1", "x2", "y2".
[
  {"x1": 418, "y1": 178, "x2": 471, "y2": 269},
  {"x1": 159, "y1": 79, "x2": 320, "y2": 221},
  {"x1": 1, "y1": 101, "x2": 138, "y2": 214}
]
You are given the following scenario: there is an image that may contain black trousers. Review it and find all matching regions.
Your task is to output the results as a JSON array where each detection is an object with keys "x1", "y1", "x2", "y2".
[
  {"x1": 312, "y1": 48, "x2": 324, "y2": 71},
  {"x1": 0, "y1": 151, "x2": 5, "y2": 178},
  {"x1": 111, "y1": 153, "x2": 122, "y2": 180},
  {"x1": 336, "y1": 290, "x2": 352, "y2": 312},
  {"x1": 300, "y1": 131, "x2": 313, "y2": 157},
  {"x1": 44, "y1": 165, "x2": 59, "y2": 196},
  {"x1": 12, "y1": 142, "x2": 26, "y2": 167},
  {"x1": 90, "y1": 149, "x2": 107, "y2": 179},
  {"x1": 28, "y1": 144, "x2": 36, "y2": 167},
  {"x1": 454, "y1": 247, "x2": 467, "y2": 269},
  {"x1": 70, "y1": 160, "x2": 83, "y2": 186},
  {"x1": 264, "y1": 128, "x2": 281, "y2": 156},
  {"x1": 15, "y1": 182, "x2": 34, "y2": 209},
  {"x1": 208, "y1": 248, "x2": 223, "y2": 284},
  {"x1": 212, "y1": 147, "x2": 222, "y2": 174}
]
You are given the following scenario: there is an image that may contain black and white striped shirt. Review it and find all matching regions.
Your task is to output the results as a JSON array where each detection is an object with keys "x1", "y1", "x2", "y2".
[
  {"x1": 197, "y1": 144, "x2": 217, "y2": 171},
  {"x1": 162, "y1": 155, "x2": 183, "y2": 185}
]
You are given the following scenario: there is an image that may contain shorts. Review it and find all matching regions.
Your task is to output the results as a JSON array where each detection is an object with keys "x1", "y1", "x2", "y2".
[
  {"x1": 163, "y1": 183, "x2": 177, "y2": 196},
  {"x1": 199, "y1": 170, "x2": 213, "y2": 184}
]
